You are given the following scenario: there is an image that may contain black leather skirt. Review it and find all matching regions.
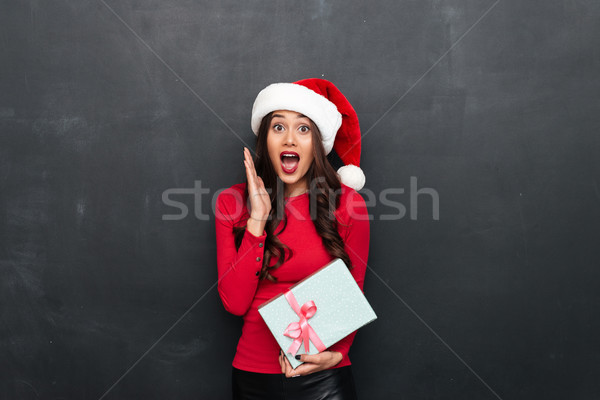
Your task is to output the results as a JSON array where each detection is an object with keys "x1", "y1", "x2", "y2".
[{"x1": 232, "y1": 366, "x2": 358, "y2": 400}]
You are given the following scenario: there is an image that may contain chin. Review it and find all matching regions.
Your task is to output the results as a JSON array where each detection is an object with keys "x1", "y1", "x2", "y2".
[
  {"x1": 276, "y1": 171, "x2": 306, "y2": 186},
  {"x1": 277, "y1": 174, "x2": 300, "y2": 185}
]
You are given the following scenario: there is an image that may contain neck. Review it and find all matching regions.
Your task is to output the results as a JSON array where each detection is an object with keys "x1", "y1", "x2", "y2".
[{"x1": 284, "y1": 179, "x2": 309, "y2": 198}]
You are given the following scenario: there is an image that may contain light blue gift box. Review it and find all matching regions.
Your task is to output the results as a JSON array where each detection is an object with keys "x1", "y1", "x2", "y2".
[{"x1": 258, "y1": 258, "x2": 377, "y2": 369}]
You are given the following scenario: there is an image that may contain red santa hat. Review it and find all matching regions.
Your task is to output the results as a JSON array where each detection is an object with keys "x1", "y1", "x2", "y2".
[{"x1": 251, "y1": 78, "x2": 365, "y2": 191}]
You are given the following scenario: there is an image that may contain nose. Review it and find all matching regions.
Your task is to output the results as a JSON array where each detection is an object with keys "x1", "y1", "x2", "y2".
[{"x1": 283, "y1": 130, "x2": 296, "y2": 146}]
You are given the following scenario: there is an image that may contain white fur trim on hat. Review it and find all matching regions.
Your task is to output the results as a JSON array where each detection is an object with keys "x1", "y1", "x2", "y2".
[
  {"x1": 251, "y1": 83, "x2": 342, "y2": 154},
  {"x1": 337, "y1": 164, "x2": 365, "y2": 191}
]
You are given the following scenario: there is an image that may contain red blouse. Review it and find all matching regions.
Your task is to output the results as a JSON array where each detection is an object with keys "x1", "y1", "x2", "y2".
[{"x1": 215, "y1": 182, "x2": 370, "y2": 373}]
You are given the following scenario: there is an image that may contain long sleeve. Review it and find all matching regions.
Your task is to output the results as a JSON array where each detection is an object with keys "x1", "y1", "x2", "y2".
[
  {"x1": 327, "y1": 189, "x2": 370, "y2": 363},
  {"x1": 215, "y1": 187, "x2": 267, "y2": 316}
]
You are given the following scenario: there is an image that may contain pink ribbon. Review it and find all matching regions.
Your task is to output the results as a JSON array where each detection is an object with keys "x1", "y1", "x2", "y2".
[{"x1": 282, "y1": 290, "x2": 326, "y2": 356}]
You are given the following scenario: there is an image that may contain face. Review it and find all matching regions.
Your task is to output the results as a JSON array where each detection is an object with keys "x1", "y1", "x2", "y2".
[{"x1": 266, "y1": 110, "x2": 315, "y2": 196}]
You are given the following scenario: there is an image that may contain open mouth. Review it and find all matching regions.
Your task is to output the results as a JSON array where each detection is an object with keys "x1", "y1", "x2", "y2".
[{"x1": 280, "y1": 151, "x2": 300, "y2": 174}]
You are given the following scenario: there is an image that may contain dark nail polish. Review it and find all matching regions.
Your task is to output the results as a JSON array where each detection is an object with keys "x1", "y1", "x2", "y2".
[{"x1": 295, "y1": 355, "x2": 301, "y2": 360}]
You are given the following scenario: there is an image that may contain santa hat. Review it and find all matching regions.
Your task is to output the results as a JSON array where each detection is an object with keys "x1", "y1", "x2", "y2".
[{"x1": 251, "y1": 78, "x2": 365, "y2": 191}]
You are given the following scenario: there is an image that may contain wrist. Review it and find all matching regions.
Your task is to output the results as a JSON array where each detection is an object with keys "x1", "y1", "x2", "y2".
[
  {"x1": 246, "y1": 216, "x2": 266, "y2": 237},
  {"x1": 249, "y1": 215, "x2": 269, "y2": 221},
  {"x1": 330, "y1": 351, "x2": 343, "y2": 365}
]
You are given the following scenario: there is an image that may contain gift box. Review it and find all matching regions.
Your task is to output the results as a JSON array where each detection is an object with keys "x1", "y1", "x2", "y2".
[{"x1": 258, "y1": 258, "x2": 377, "y2": 369}]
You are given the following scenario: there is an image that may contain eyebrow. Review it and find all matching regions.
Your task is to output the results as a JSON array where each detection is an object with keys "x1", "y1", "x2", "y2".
[{"x1": 272, "y1": 113, "x2": 309, "y2": 119}]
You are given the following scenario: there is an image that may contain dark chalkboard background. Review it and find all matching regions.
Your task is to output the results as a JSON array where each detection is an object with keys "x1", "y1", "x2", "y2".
[{"x1": 1, "y1": 0, "x2": 599, "y2": 399}]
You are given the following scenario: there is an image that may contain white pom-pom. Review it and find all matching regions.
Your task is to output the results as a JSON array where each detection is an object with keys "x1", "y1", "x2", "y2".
[{"x1": 337, "y1": 164, "x2": 365, "y2": 191}]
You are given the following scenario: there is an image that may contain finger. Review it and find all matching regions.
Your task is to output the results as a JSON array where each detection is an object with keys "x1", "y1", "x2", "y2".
[
  {"x1": 246, "y1": 147, "x2": 257, "y2": 172},
  {"x1": 244, "y1": 148, "x2": 254, "y2": 175},
  {"x1": 244, "y1": 160, "x2": 256, "y2": 192},
  {"x1": 290, "y1": 354, "x2": 324, "y2": 377},
  {"x1": 244, "y1": 148, "x2": 252, "y2": 171},
  {"x1": 244, "y1": 159, "x2": 258, "y2": 193},
  {"x1": 285, "y1": 356, "x2": 307, "y2": 378},
  {"x1": 244, "y1": 148, "x2": 256, "y2": 175},
  {"x1": 290, "y1": 363, "x2": 315, "y2": 377},
  {"x1": 285, "y1": 363, "x2": 297, "y2": 378},
  {"x1": 248, "y1": 152, "x2": 260, "y2": 184},
  {"x1": 250, "y1": 161, "x2": 259, "y2": 187},
  {"x1": 245, "y1": 151, "x2": 261, "y2": 194},
  {"x1": 279, "y1": 351, "x2": 285, "y2": 374},
  {"x1": 256, "y1": 176, "x2": 267, "y2": 193},
  {"x1": 296, "y1": 353, "x2": 320, "y2": 364},
  {"x1": 283, "y1": 355, "x2": 293, "y2": 374},
  {"x1": 283, "y1": 355, "x2": 296, "y2": 378}
]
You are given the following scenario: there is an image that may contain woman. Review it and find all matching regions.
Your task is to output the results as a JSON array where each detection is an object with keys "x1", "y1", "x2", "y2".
[{"x1": 215, "y1": 79, "x2": 369, "y2": 399}]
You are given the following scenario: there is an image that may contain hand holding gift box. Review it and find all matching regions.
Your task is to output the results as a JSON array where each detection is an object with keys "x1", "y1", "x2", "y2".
[{"x1": 258, "y1": 258, "x2": 377, "y2": 369}]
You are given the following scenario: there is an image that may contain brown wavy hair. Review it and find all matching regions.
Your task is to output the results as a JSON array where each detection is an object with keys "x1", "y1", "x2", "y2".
[{"x1": 233, "y1": 111, "x2": 352, "y2": 281}]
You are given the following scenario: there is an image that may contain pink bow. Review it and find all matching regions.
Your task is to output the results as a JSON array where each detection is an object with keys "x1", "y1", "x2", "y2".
[{"x1": 282, "y1": 290, "x2": 326, "y2": 356}]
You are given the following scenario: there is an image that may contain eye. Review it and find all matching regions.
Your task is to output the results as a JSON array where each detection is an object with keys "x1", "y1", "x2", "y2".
[
  {"x1": 298, "y1": 125, "x2": 310, "y2": 134},
  {"x1": 272, "y1": 123, "x2": 285, "y2": 132}
]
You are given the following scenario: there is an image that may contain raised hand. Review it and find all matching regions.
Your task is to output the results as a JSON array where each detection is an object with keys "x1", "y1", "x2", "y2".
[{"x1": 244, "y1": 147, "x2": 270, "y2": 236}]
